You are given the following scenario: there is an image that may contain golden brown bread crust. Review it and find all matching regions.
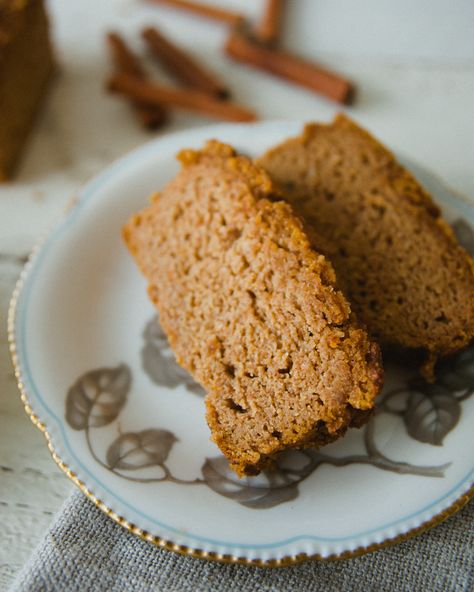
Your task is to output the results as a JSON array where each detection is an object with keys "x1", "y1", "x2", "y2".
[
  {"x1": 0, "y1": 0, "x2": 54, "y2": 180},
  {"x1": 257, "y1": 114, "x2": 474, "y2": 379},
  {"x1": 124, "y1": 140, "x2": 383, "y2": 476}
]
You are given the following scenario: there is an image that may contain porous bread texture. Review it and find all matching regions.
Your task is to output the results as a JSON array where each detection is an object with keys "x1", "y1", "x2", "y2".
[
  {"x1": 257, "y1": 114, "x2": 474, "y2": 379},
  {"x1": 123, "y1": 140, "x2": 383, "y2": 476}
]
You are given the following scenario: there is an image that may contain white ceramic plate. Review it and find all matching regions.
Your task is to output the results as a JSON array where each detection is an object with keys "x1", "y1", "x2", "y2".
[{"x1": 9, "y1": 122, "x2": 474, "y2": 566}]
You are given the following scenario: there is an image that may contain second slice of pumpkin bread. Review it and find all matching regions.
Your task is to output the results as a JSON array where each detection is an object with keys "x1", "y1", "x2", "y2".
[
  {"x1": 257, "y1": 114, "x2": 474, "y2": 378},
  {"x1": 123, "y1": 141, "x2": 383, "y2": 476}
]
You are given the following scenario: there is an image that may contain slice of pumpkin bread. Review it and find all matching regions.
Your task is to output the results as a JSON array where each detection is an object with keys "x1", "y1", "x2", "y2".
[
  {"x1": 257, "y1": 114, "x2": 474, "y2": 378},
  {"x1": 123, "y1": 140, "x2": 383, "y2": 476}
]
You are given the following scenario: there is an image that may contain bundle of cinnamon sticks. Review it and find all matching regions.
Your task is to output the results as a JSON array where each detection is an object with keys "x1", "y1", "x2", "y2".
[
  {"x1": 107, "y1": 0, "x2": 354, "y2": 130},
  {"x1": 107, "y1": 28, "x2": 256, "y2": 128}
]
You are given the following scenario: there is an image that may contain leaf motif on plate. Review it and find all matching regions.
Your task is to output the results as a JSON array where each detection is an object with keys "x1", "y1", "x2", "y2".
[
  {"x1": 66, "y1": 364, "x2": 131, "y2": 430},
  {"x1": 436, "y1": 345, "x2": 474, "y2": 400},
  {"x1": 452, "y1": 218, "x2": 474, "y2": 256},
  {"x1": 141, "y1": 316, "x2": 205, "y2": 396},
  {"x1": 106, "y1": 429, "x2": 178, "y2": 470},
  {"x1": 404, "y1": 384, "x2": 461, "y2": 446},
  {"x1": 201, "y1": 456, "x2": 300, "y2": 509}
]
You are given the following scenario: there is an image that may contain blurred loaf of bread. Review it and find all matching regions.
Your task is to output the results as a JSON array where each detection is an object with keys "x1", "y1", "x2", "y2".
[{"x1": 0, "y1": 0, "x2": 54, "y2": 181}]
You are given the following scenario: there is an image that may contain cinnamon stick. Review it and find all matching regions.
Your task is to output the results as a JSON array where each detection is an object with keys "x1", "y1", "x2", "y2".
[
  {"x1": 225, "y1": 30, "x2": 354, "y2": 105},
  {"x1": 255, "y1": 0, "x2": 285, "y2": 46},
  {"x1": 108, "y1": 73, "x2": 257, "y2": 122},
  {"x1": 107, "y1": 32, "x2": 167, "y2": 130},
  {"x1": 146, "y1": 0, "x2": 244, "y2": 26},
  {"x1": 142, "y1": 27, "x2": 229, "y2": 99},
  {"x1": 107, "y1": 32, "x2": 146, "y2": 78}
]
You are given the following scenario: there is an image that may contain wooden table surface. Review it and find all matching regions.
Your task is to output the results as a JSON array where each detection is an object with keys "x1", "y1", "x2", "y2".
[{"x1": 1, "y1": 0, "x2": 473, "y2": 588}]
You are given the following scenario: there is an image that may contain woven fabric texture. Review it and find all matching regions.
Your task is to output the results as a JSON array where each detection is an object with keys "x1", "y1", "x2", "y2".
[{"x1": 10, "y1": 490, "x2": 473, "y2": 592}]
